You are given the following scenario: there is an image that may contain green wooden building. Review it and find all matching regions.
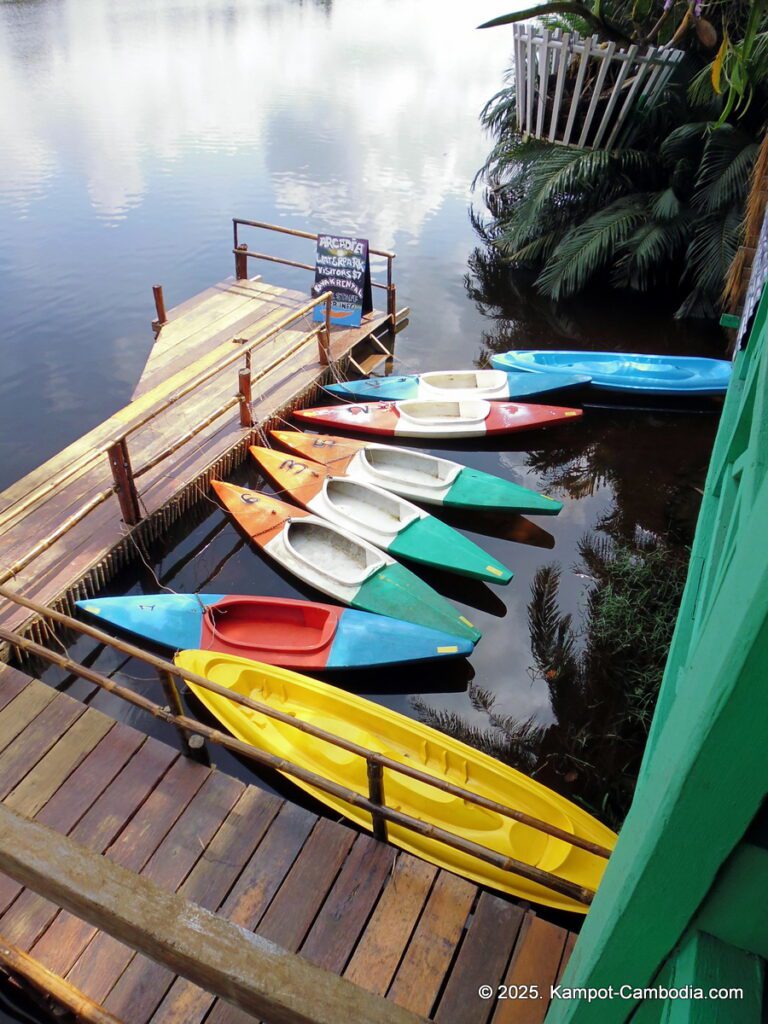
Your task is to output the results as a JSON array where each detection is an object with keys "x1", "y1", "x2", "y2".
[{"x1": 546, "y1": 228, "x2": 768, "y2": 1022}]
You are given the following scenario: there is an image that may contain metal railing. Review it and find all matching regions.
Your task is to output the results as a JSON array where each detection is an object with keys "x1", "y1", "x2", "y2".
[
  {"x1": 232, "y1": 218, "x2": 398, "y2": 325},
  {"x1": 0, "y1": 585, "x2": 610, "y2": 908}
]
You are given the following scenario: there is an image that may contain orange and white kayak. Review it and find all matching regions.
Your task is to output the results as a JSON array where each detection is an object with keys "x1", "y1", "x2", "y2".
[
  {"x1": 212, "y1": 480, "x2": 481, "y2": 643},
  {"x1": 293, "y1": 399, "x2": 582, "y2": 438},
  {"x1": 249, "y1": 445, "x2": 513, "y2": 583}
]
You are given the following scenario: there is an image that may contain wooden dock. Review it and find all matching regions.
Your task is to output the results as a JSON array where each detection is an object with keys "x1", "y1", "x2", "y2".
[
  {"x1": 0, "y1": 222, "x2": 405, "y2": 658},
  {"x1": 0, "y1": 663, "x2": 576, "y2": 1023}
]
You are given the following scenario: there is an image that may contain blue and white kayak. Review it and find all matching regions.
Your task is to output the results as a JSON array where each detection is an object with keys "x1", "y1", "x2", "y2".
[
  {"x1": 324, "y1": 368, "x2": 591, "y2": 403},
  {"x1": 75, "y1": 594, "x2": 474, "y2": 670},
  {"x1": 491, "y1": 351, "x2": 731, "y2": 396}
]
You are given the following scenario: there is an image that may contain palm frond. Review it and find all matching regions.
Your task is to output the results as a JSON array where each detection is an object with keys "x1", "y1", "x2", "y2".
[
  {"x1": 535, "y1": 196, "x2": 649, "y2": 300},
  {"x1": 694, "y1": 131, "x2": 758, "y2": 211}
]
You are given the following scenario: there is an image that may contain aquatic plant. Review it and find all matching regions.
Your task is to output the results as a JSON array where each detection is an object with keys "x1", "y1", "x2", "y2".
[
  {"x1": 412, "y1": 535, "x2": 687, "y2": 829},
  {"x1": 476, "y1": 1, "x2": 768, "y2": 317}
]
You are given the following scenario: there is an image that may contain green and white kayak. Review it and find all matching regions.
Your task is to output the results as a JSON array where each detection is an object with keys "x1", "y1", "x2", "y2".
[
  {"x1": 212, "y1": 481, "x2": 482, "y2": 644},
  {"x1": 250, "y1": 446, "x2": 513, "y2": 584},
  {"x1": 270, "y1": 431, "x2": 563, "y2": 515}
]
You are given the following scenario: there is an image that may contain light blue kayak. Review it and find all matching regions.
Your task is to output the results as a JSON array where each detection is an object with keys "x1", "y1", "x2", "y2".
[
  {"x1": 324, "y1": 368, "x2": 591, "y2": 403},
  {"x1": 491, "y1": 351, "x2": 731, "y2": 396},
  {"x1": 75, "y1": 594, "x2": 474, "y2": 670}
]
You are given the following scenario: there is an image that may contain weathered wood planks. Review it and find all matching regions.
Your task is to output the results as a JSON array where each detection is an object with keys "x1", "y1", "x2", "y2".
[
  {"x1": 0, "y1": 665, "x2": 579, "y2": 1024},
  {"x1": 0, "y1": 274, "x2": 394, "y2": 658}
]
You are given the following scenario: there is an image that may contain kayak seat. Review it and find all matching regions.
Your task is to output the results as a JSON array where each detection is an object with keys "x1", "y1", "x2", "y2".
[
  {"x1": 203, "y1": 597, "x2": 338, "y2": 654},
  {"x1": 284, "y1": 519, "x2": 385, "y2": 587},
  {"x1": 396, "y1": 400, "x2": 491, "y2": 426}
]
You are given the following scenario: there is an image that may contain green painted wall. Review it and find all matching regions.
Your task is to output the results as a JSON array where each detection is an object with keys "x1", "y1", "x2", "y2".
[{"x1": 545, "y1": 283, "x2": 768, "y2": 1023}]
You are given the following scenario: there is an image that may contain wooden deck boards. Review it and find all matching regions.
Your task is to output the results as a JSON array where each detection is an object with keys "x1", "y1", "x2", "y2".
[
  {"x1": 0, "y1": 276, "x2": 393, "y2": 654},
  {"x1": 0, "y1": 664, "x2": 578, "y2": 1023}
]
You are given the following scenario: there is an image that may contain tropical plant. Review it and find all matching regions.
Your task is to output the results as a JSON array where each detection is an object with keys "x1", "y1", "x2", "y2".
[
  {"x1": 476, "y1": 0, "x2": 768, "y2": 317},
  {"x1": 413, "y1": 535, "x2": 688, "y2": 829}
]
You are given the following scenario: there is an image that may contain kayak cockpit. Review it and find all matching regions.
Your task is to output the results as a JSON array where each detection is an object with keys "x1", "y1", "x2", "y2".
[
  {"x1": 202, "y1": 596, "x2": 338, "y2": 654},
  {"x1": 283, "y1": 519, "x2": 384, "y2": 586},
  {"x1": 359, "y1": 446, "x2": 460, "y2": 489},
  {"x1": 396, "y1": 400, "x2": 491, "y2": 425},
  {"x1": 322, "y1": 478, "x2": 420, "y2": 531},
  {"x1": 420, "y1": 370, "x2": 508, "y2": 397}
]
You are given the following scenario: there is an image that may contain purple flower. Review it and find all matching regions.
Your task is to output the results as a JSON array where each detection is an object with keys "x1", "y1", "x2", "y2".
[
  {"x1": 694, "y1": 1, "x2": 703, "y2": 16},
  {"x1": 663, "y1": 0, "x2": 673, "y2": 9}
]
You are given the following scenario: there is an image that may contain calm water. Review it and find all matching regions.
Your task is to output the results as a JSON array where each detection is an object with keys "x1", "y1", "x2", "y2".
[{"x1": 2, "y1": 0, "x2": 722, "y2": 863}]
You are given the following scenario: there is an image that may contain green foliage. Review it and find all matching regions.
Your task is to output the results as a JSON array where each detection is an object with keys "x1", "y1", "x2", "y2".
[
  {"x1": 476, "y1": 2, "x2": 768, "y2": 317},
  {"x1": 413, "y1": 538, "x2": 688, "y2": 829}
]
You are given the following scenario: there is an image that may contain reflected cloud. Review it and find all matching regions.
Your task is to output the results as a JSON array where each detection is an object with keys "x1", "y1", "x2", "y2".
[{"x1": 0, "y1": 0, "x2": 513, "y2": 230}]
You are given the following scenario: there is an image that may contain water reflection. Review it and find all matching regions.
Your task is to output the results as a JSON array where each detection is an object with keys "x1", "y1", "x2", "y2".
[{"x1": 2, "y1": 0, "x2": 723, "y2": 835}]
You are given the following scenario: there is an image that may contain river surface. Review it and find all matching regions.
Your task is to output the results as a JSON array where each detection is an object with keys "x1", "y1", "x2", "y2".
[{"x1": 0, "y1": 0, "x2": 723, "y2": 951}]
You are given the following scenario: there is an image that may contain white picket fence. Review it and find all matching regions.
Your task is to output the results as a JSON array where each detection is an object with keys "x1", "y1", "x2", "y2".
[{"x1": 512, "y1": 24, "x2": 684, "y2": 150}]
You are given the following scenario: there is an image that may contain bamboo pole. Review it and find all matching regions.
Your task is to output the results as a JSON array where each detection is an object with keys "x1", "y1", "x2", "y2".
[
  {"x1": 0, "y1": 490, "x2": 114, "y2": 586},
  {"x1": 0, "y1": 586, "x2": 612, "y2": 862},
  {"x1": 0, "y1": 940, "x2": 125, "y2": 1024},
  {"x1": 0, "y1": 622, "x2": 595, "y2": 908}
]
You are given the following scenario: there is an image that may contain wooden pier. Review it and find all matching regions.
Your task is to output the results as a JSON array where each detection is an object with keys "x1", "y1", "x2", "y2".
[
  {"x1": 0, "y1": 663, "x2": 576, "y2": 1024},
  {"x1": 0, "y1": 219, "x2": 582, "y2": 1023},
  {"x1": 0, "y1": 220, "x2": 405, "y2": 658}
]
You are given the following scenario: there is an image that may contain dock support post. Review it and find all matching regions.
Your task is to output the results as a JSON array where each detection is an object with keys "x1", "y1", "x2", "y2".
[
  {"x1": 235, "y1": 243, "x2": 249, "y2": 280},
  {"x1": 107, "y1": 439, "x2": 142, "y2": 526},
  {"x1": 386, "y1": 257, "x2": 397, "y2": 327},
  {"x1": 366, "y1": 761, "x2": 388, "y2": 842},
  {"x1": 158, "y1": 669, "x2": 210, "y2": 765},
  {"x1": 318, "y1": 293, "x2": 331, "y2": 366},
  {"x1": 152, "y1": 285, "x2": 167, "y2": 334},
  {"x1": 238, "y1": 368, "x2": 253, "y2": 428}
]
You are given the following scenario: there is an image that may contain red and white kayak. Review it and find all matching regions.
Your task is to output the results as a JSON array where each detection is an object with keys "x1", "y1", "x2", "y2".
[{"x1": 293, "y1": 399, "x2": 582, "y2": 439}]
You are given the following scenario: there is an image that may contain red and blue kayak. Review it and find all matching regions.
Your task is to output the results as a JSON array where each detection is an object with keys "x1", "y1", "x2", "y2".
[
  {"x1": 249, "y1": 445, "x2": 513, "y2": 583},
  {"x1": 270, "y1": 431, "x2": 563, "y2": 515},
  {"x1": 293, "y1": 399, "x2": 582, "y2": 438},
  {"x1": 212, "y1": 480, "x2": 482, "y2": 644},
  {"x1": 75, "y1": 593, "x2": 473, "y2": 670}
]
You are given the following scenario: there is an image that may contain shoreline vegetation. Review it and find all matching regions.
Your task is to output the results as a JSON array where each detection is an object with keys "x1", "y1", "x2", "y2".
[{"x1": 474, "y1": 0, "x2": 768, "y2": 318}]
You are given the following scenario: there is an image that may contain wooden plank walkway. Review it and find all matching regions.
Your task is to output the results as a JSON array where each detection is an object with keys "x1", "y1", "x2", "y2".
[
  {"x1": 0, "y1": 664, "x2": 577, "y2": 1023},
  {"x1": 0, "y1": 276, "x2": 394, "y2": 657}
]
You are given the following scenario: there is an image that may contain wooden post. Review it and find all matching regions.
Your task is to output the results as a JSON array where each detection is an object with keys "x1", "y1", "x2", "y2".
[
  {"x1": 158, "y1": 669, "x2": 209, "y2": 764},
  {"x1": 238, "y1": 368, "x2": 253, "y2": 428},
  {"x1": 235, "y1": 243, "x2": 249, "y2": 281},
  {"x1": 386, "y1": 257, "x2": 397, "y2": 327},
  {"x1": 366, "y1": 761, "x2": 387, "y2": 842},
  {"x1": 152, "y1": 284, "x2": 167, "y2": 326},
  {"x1": 107, "y1": 439, "x2": 141, "y2": 526},
  {"x1": 318, "y1": 293, "x2": 331, "y2": 366}
]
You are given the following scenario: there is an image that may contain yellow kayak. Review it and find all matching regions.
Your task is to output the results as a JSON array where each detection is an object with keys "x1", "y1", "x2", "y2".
[{"x1": 176, "y1": 650, "x2": 617, "y2": 912}]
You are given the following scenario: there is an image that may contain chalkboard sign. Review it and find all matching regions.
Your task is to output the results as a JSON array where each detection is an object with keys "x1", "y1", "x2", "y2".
[{"x1": 312, "y1": 234, "x2": 373, "y2": 329}]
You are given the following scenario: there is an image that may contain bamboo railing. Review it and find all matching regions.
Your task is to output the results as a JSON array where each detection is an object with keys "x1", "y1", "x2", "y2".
[
  {"x1": 0, "y1": 585, "x2": 611, "y2": 908},
  {"x1": 0, "y1": 290, "x2": 333, "y2": 586}
]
